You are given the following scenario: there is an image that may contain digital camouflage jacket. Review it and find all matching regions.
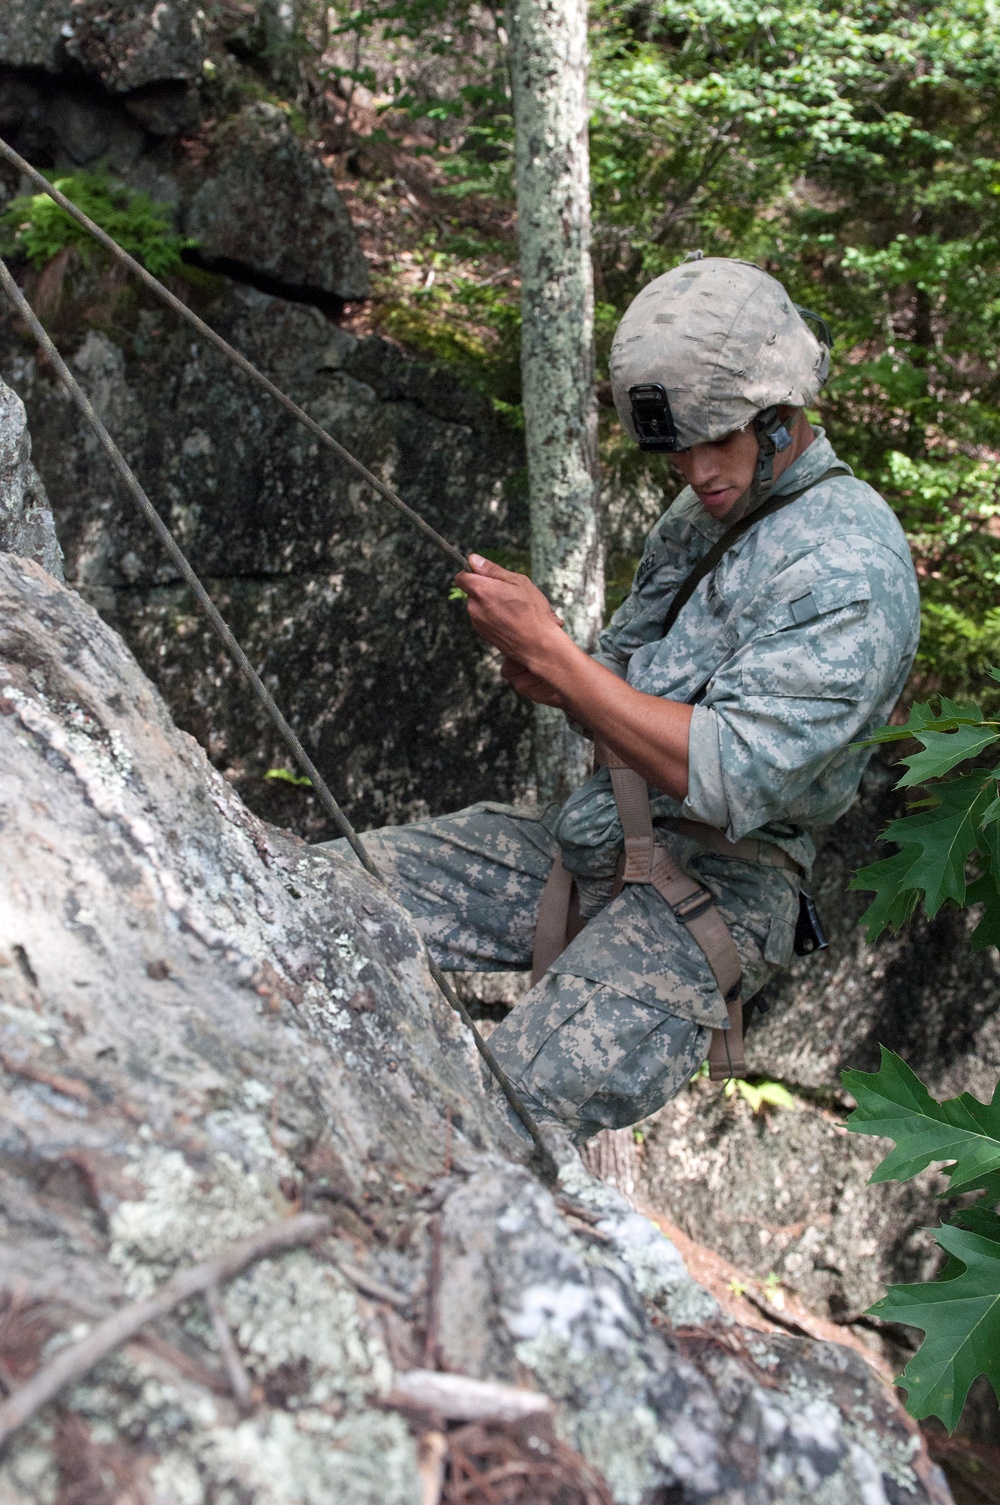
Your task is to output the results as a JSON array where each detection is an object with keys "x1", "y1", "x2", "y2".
[{"x1": 554, "y1": 430, "x2": 920, "y2": 878}]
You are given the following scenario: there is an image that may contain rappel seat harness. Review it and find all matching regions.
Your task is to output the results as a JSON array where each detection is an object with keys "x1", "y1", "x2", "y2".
[{"x1": 530, "y1": 464, "x2": 847, "y2": 1081}]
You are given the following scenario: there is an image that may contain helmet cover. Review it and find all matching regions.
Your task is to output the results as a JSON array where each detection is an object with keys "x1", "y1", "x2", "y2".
[{"x1": 609, "y1": 258, "x2": 829, "y2": 451}]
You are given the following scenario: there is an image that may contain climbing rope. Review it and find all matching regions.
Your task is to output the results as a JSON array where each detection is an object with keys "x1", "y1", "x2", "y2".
[
  {"x1": 0, "y1": 137, "x2": 469, "y2": 573},
  {"x1": 0, "y1": 220, "x2": 553, "y2": 1172}
]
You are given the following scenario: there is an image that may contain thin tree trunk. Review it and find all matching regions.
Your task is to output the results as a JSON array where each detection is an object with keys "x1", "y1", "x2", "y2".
[
  {"x1": 581, "y1": 1128, "x2": 638, "y2": 1206},
  {"x1": 508, "y1": 0, "x2": 603, "y2": 802}
]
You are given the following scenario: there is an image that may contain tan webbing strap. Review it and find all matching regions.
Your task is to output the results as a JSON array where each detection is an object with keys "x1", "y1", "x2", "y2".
[
  {"x1": 605, "y1": 762, "x2": 746, "y2": 1079},
  {"x1": 531, "y1": 855, "x2": 575, "y2": 986}
]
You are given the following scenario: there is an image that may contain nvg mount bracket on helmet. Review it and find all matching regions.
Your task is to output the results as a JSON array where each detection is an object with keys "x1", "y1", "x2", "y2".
[{"x1": 628, "y1": 383, "x2": 685, "y2": 453}]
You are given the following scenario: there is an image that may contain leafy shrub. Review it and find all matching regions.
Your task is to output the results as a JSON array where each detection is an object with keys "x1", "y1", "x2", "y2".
[
  {"x1": 852, "y1": 683, "x2": 1000, "y2": 947},
  {"x1": 1, "y1": 171, "x2": 192, "y2": 278},
  {"x1": 844, "y1": 1050, "x2": 1000, "y2": 1430},
  {"x1": 849, "y1": 681, "x2": 1000, "y2": 1427},
  {"x1": 374, "y1": 266, "x2": 522, "y2": 404}
]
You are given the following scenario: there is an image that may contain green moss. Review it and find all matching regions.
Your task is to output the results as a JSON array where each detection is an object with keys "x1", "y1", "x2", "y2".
[{"x1": 372, "y1": 266, "x2": 521, "y2": 405}]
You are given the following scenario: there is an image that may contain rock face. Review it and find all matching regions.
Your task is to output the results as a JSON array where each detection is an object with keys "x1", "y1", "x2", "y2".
[
  {"x1": 0, "y1": 377, "x2": 63, "y2": 580},
  {"x1": 0, "y1": 536, "x2": 954, "y2": 1500},
  {"x1": 1, "y1": 275, "x2": 532, "y2": 833},
  {"x1": 0, "y1": 5, "x2": 368, "y2": 302},
  {"x1": 0, "y1": 0, "x2": 204, "y2": 87},
  {"x1": 184, "y1": 104, "x2": 371, "y2": 302}
]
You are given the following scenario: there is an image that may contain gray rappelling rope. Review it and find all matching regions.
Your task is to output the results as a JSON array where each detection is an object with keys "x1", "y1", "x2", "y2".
[
  {"x1": 0, "y1": 135, "x2": 469, "y2": 574},
  {"x1": 0, "y1": 256, "x2": 554, "y2": 1173}
]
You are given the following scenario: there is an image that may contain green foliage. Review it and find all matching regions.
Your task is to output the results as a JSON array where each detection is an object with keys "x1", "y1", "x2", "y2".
[
  {"x1": 844, "y1": 1049, "x2": 1000, "y2": 1197},
  {"x1": 724, "y1": 1077, "x2": 798, "y2": 1114},
  {"x1": 1, "y1": 171, "x2": 192, "y2": 278},
  {"x1": 264, "y1": 767, "x2": 313, "y2": 787},
  {"x1": 851, "y1": 691, "x2": 1000, "y2": 945},
  {"x1": 883, "y1": 453, "x2": 1000, "y2": 700},
  {"x1": 375, "y1": 263, "x2": 521, "y2": 403},
  {"x1": 328, "y1": 0, "x2": 1000, "y2": 697},
  {"x1": 844, "y1": 1049, "x2": 1000, "y2": 1428}
]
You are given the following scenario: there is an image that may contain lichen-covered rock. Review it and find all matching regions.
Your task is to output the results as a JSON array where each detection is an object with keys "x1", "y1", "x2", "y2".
[
  {"x1": 2, "y1": 276, "x2": 531, "y2": 833},
  {"x1": 183, "y1": 104, "x2": 371, "y2": 302},
  {"x1": 0, "y1": 552, "x2": 953, "y2": 1503},
  {"x1": 0, "y1": 0, "x2": 204, "y2": 89},
  {"x1": 0, "y1": 376, "x2": 62, "y2": 579}
]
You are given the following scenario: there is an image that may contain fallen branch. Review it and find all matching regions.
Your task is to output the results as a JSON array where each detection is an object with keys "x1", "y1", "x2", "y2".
[
  {"x1": 337, "y1": 1260, "x2": 412, "y2": 1312},
  {"x1": 388, "y1": 1369, "x2": 553, "y2": 1423},
  {"x1": 0, "y1": 1212, "x2": 330, "y2": 1451},
  {"x1": 0, "y1": 1050, "x2": 93, "y2": 1103}
]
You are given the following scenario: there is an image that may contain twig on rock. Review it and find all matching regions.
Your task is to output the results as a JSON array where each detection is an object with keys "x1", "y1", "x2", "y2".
[
  {"x1": 423, "y1": 1213, "x2": 443, "y2": 1369},
  {"x1": 387, "y1": 1370, "x2": 553, "y2": 1423},
  {"x1": 204, "y1": 1284, "x2": 254, "y2": 1412},
  {"x1": 418, "y1": 1428, "x2": 448, "y2": 1505},
  {"x1": 741, "y1": 1289, "x2": 823, "y2": 1340},
  {"x1": 0, "y1": 1050, "x2": 93, "y2": 1103},
  {"x1": 129, "y1": 1332, "x2": 229, "y2": 1395},
  {"x1": 0, "y1": 1212, "x2": 330, "y2": 1451},
  {"x1": 337, "y1": 1261, "x2": 413, "y2": 1312}
]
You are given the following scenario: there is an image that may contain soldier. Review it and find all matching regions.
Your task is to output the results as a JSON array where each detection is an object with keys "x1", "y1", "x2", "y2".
[{"x1": 334, "y1": 257, "x2": 920, "y2": 1145}]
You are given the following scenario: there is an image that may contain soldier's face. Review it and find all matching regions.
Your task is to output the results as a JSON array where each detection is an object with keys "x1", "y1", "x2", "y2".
[{"x1": 669, "y1": 426, "x2": 762, "y2": 518}]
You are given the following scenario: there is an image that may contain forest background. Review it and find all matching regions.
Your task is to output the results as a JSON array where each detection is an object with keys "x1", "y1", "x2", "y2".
[{"x1": 281, "y1": 0, "x2": 1000, "y2": 702}]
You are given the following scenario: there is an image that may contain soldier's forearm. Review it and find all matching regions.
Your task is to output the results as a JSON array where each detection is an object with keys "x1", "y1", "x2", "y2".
[{"x1": 524, "y1": 632, "x2": 692, "y2": 801}]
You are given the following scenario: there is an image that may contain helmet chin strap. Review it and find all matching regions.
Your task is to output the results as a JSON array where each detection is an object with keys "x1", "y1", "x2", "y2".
[{"x1": 724, "y1": 406, "x2": 795, "y2": 524}]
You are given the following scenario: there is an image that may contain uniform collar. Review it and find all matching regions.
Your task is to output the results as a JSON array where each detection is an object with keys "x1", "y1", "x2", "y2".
[{"x1": 770, "y1": 427, "x2": 846, "y2": 497}]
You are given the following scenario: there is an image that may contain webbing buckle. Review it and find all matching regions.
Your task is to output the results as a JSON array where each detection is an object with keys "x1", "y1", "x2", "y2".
[{"x1": 672, "y1": 888, "x2": 715, "y2": 924}]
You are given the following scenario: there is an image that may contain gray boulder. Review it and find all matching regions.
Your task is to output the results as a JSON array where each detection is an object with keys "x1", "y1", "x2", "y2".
[
  {"x1": 0, "y1": 535, "x2": 953, "y2": 1502},
  {"x1": 183, "y1": 104, "x2": 371, "y2": 301},
  {"x1": 0, "y1": 0, "x2": 204, "y2": 90}
]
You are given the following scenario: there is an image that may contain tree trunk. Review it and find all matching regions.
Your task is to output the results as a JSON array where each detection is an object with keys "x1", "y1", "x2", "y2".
[
  {"x1": 508, "y1": 0, "x2": 603, "y2": 802},
  {"x1": 581, "y1": 1128, "x2": 638, "y2": 1206}
]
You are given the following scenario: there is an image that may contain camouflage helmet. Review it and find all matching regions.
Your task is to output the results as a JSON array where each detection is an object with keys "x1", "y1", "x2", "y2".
[{"x1": 609, "y1": 257, "x2": 830, "y2": 453}]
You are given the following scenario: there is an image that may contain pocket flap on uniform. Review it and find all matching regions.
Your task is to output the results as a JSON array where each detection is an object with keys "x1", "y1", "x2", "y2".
[{"x1": 761, "y1": 572, "x2": 871, "y2": 633}]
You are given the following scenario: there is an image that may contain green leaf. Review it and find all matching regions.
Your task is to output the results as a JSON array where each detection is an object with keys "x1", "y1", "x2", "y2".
[
  {"x1": 896, "y1": 722, "x2": 1000, "y2": 786},
  {"x1": 950, "y1": 1205, "x2": 1000, "y2": 1242},
  {"x1": 967, "y1": 813, "x2": 1000, "y2": 950},
  {"x1": 878, "y1": 772, "x2": 995, "y2": 916},
  {"x1": 725, "y1": 1078, "x2": 799, "y2": 1112},
  {"x1": 861, "y1": 704, "x2": 981, "y2": 752},
  {"x1": 850, "y1": 850, "x2": 920, "y2": 941},
  {"x1": 843, "y1": 1047, "x2": 1000, "y2": 1195},
  {"x1": 937, "y1": 696, "x2": 986, "y2": 725},
  {"x1": 979, "y1": 794, "x2": 1000, "y2": 827},
  {"x1": 264, "y1": 768, "x2": 313, "y2": 788},
  {"x1": 870, "y1": 1224, "x2": 1000, "y2": 1430}
]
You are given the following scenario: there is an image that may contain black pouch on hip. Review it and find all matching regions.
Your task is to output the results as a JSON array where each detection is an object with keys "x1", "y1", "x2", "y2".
[{"x1": 794, "y1": 891, "x2": 829, "y2": 956}]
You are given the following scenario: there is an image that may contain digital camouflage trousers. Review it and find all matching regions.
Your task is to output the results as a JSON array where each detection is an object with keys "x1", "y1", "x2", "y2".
[{"x1": 328, "y1": 802, "x2": 800, "y2": 1142}]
